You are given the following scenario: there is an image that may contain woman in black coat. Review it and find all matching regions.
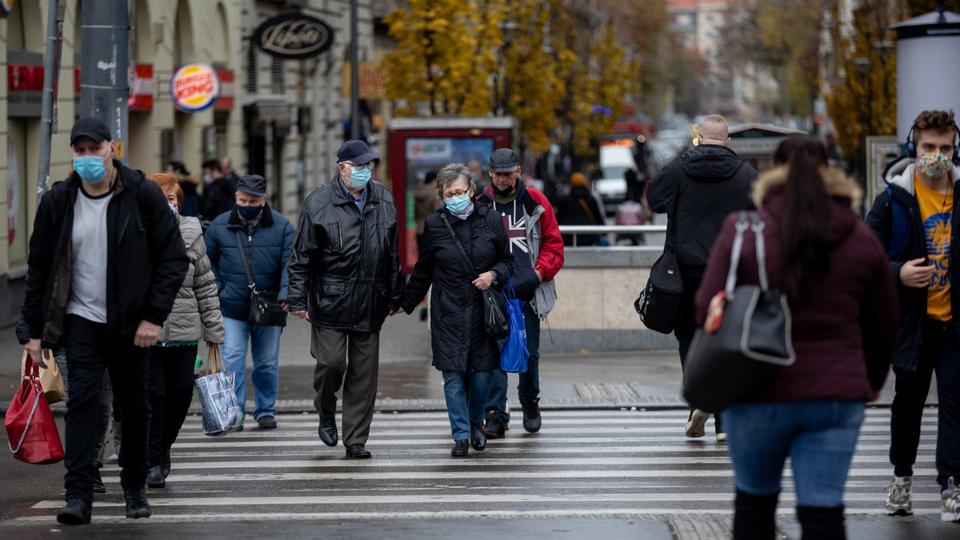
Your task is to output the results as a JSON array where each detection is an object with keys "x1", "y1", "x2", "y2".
[{"x1": 399, "y1": 163, "x2": 513, "y2": 457}]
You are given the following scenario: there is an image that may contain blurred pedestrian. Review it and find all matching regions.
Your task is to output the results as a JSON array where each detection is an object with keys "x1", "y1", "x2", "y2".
[
  {"x1": 697, "y1": 135, "x2": 898, "y2": 539},
  {"x1": 221, "y1": 156, "x2": 240, "y2": 190},
  {"x1": 399, "y1": 164, "x2": 513, "y2": 457},
  {"x1": 205, "y1": 174, "x2": 295, "y2": 430},
  {"x1": 166, "y1": 160, "x2": 201, "y2": 218},
  {"x1": 144, "y1": 173, "x2": 224, "y2": 489},
  {"x1": 414, "y1": 170, "x2": 442, "y2": 256},
  {"x1": 866, "y1": 109, "x2": 960, "y2": 521},
  {"x1": 556, "y1": 172, "x2": 604, "y2": 246},
  {"x1": 482, "y1": 148, "x2": 564, "y2": 438},
  {"x1": 287, "y1": 140, "x2": 403, "y2": 460},
  {"x1": 200, "y1": 159, "x2": 236, "y2": 223},
  {"x1": 21, "y1": 117, "x2": 188, "y2": 524},
  {"x1": 647, "y1": 114, "x2": 755, "y2": 441}
]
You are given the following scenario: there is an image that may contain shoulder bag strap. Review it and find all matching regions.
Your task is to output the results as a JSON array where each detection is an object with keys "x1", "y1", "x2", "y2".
[
  {"x1": 750, "y1": 212, "x2": 770, "y2": 291},
  {"x1": 233, "y1": 231, "x2": 257, "y2": 292},
  {"x1": 440, "y1": 213, "x2": 481, "y2": 280},
  {"x1": 665, "y1": 174, "x2": 683, "y2": 249},
  {"x1": 724, "y1": 211, "x2": 751, "y2": 296}
]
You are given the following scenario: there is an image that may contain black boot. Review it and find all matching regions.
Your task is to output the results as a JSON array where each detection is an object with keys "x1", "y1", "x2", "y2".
[
  {"x1": 92, "y1": 468, "x2": 107, "y2": 494},
  {"x1": 470, "y1": 422, "x2": 487, "y2": 451},
  {"x1": 451, "y1": 439, "x2": 469, "y2": 457},
  {"x1": 796, "y1": 505, "x2": 845, "y2": 540},
  {"x1": 521, "y1": 400, "x2": 541, "y2": 433},
  {"x1": 733, "y1": 490, "x2": 779, "y2": 540},
  {"x1": 484, "y1": 410, "x2": 507, "y2": 439},
  {"x1": 123, "y1": 488, "x2": 152, "y2": 519},
  {"x1": 146, "y1": 465, "x2": 166, "y2": 488},
  {"x1": 56, "y1": 498, "x2": 92, "y2": 525}
]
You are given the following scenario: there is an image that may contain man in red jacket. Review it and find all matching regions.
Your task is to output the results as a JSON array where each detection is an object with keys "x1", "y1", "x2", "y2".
[{"x1": 479, "y1": 148, "x2": 564, "y2": 437}]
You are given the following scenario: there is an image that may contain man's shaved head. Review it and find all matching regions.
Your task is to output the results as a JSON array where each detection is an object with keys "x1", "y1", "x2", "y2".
[{"x1": 700, "y1": 115, "x2": 729, "y2": 142}]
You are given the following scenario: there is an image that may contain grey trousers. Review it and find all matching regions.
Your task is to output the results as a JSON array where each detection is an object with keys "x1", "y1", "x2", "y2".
[{"x1": 311, "y1": 328, "x2": 380, "y2": 446}]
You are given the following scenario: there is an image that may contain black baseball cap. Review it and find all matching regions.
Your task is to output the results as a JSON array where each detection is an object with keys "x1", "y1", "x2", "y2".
[
  {"x1": 237, "y1": 174, "x2": 267, "y2": 197},
  {"x1": 337, "y1": 140, "x2": 378, "y2": 165},
  {"x1": 489, "y1": 148, "x2": 520, "y2": 173},
  {"x1": 70, "y1": 117, "x2": 112, "y2": 146}
]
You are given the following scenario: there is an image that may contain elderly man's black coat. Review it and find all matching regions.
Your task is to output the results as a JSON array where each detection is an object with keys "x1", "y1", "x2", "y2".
[{"x1": 401, "y1": 204, "x2": 514, "y2": 374}]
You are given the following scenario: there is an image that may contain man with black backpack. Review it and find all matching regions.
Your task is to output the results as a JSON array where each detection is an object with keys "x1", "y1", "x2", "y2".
[
  {"x1": 866, "y1": 109, "x2": 960, "y2": 522},
  {"x1": 646, "y1": 114, "x2": 755, "y2": 442}
]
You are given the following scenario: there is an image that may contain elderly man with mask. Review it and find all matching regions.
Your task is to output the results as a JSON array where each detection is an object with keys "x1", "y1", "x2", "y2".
[
  {"x1": 204, "y1": 174, "x2": 295, "y2": 431},
  {"x1": 287, "y1": 140, "x2": 403, "y2": 459}
]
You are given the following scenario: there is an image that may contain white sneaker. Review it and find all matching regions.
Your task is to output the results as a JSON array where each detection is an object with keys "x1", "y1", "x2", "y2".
[
  {"x1": 684, "y1": 409, "x2": 709, "y2": 438},
  {"x1": 716, "y1": 432, "x2": 727, "y2": 443},
  {"x1": 885, "y1": 476, "x2": 912, "y2": 516},
  {"x1": 943, "y1": 477, "x2": 960, "y2": 522}
]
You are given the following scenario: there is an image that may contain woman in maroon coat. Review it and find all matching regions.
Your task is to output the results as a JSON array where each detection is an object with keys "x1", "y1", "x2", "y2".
[{"x1": 695, "y1": 136, "x2": 899, "y2": 539}]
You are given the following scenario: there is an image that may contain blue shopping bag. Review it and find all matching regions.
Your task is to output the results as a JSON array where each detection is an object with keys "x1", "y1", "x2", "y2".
[{"x1": 500, "y1": 280, "x2": 528, "y2": 373}]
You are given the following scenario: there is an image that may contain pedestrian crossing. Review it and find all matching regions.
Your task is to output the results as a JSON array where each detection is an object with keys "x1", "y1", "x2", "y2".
[{"x1": 14, "y1": 407, "x2": 946, "y2": 524}]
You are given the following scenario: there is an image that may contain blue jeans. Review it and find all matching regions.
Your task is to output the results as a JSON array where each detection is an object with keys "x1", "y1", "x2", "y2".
[
  {"x1": 721, "y1": 400, "x2": 865, "y2": 507},
  {"x1": 486, "y1": 303, "x2": 540, "y2": 422},
  {"x1": 221, "y1": 317, "x2": 283, "y2": 420},
  {"x1": 442, "y1": 370, "x2": 493, "y2": 440}
]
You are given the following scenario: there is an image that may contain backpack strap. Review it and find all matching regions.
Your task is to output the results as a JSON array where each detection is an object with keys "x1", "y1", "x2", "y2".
[{"x1": 885, "y1": 186, "x2": 910, "y2": 259}]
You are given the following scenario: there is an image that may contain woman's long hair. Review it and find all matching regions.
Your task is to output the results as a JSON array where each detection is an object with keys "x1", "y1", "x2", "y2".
[{"x1": 775, "y1": 136, "x2": 831, "y2": 299}]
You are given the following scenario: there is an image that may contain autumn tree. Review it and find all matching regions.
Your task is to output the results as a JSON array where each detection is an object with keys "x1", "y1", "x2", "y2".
[
  {"x1": 905, "y1": 0, "x2": 960, "y2": 15},
  {"x1": 825, "y1": 0, "x2": 906, "y2": 172}
]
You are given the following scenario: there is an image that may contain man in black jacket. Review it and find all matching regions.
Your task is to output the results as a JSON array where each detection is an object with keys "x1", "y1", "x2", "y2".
[
  {"x1": 287, "y1": 140, "x2": 403, "y2": 459},
  {"x1": 866, "y1": 110, "x2": 960, "y2": 521},
  {"x1": 21, "y1": 118, "x2": 188, "y2": 524},
  {"x1": 646, "y1": 114, "x2": 755, "y2": 442},
  {"x1": 200, "y1": 159, "x2": 236, "y2": 222}
]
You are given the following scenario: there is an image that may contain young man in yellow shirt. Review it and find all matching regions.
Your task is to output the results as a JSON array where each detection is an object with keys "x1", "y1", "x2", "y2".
[{"x1": 867, "y1": 110, "x2": 960, "y2": 522}]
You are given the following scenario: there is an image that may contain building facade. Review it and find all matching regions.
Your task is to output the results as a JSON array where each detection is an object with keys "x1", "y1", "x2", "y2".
[{"x1": 0, "y1": 0, "x2": 373, "y2": 325}]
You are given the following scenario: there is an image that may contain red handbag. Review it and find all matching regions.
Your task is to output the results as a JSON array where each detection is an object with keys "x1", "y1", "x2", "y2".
[{"x1": 5, "y1": 356, "x2": 64, "y2": 464}]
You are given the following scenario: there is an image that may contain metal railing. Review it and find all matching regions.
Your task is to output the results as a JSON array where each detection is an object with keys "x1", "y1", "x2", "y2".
[{"x1": 558, "y1": 225, "x2": 667, "y2": 248}]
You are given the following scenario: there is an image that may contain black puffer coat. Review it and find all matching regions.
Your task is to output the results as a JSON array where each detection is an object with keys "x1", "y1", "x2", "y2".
[
  {"x1": 287, "y1": 175, "x2": 403, "y2": 333},
  {"x1": 401, "y1": 204, "x2": 514, "y2": 374}
]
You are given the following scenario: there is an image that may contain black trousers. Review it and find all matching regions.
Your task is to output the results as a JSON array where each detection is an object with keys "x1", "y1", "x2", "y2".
[
  {"x1": 148, "y1": 344, "x2": 198, "y2": 469},
  {"x1": 890, "y1": 321, "x2": 960, "y2": 490},
  {"x1": 63, "y1": 315, "x2": 150, "y2": 502}
]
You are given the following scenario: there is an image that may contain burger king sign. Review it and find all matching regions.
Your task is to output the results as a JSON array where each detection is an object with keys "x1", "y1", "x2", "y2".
[{"x1": 171, "y1": 63, "x2": 219, "y2": 113}]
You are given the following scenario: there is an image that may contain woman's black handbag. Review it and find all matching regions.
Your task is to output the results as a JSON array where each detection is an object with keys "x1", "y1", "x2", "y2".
[
  {"x1": 634, "y1": 178, "x2": 684, "y2": 334},
  {"x1": 440, "y1": 214, "x2": 511, "y2": 340},
  {"x1": 234, "y1": 232, "x2": 288, "y2": 327},
  {"x1": 682, "y1": 212, "x2": 795, "y2": 413}
]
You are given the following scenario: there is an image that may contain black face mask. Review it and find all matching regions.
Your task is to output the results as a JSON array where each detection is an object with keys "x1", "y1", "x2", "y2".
[{"x1": 493, "y1": 183, "x2": 516, "y2": 197}]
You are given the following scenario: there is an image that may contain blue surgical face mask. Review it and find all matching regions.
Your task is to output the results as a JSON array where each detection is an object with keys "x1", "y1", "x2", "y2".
[
  {"x1": 444, "y1": 193, "x2": 472, "y2": 214},
  {"x1": 73, "y1": 155, "x2": 107, "y2": 183},
  {"x1": 238, "y1": 205, "x2": 263, "y2": 220},
  {"x1": 348, "y1": 165, "x2": 372, "y2": 190}
]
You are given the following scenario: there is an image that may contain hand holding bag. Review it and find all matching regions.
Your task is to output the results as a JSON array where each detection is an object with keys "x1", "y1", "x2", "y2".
[
  {"x1": 682, "y1": 212, "x2": 796, "y2": 413},
  {"x1": 635, "y1": 177, "x2": 684, "y2": 334},
  {"x1": 195, "y1": 344, "x2": 243, "y2": 436},
  {"x1": 500, "y1": 279, "x2": 528, "y2": 373},
  {"x1": 235, "y1": 231, "x2": 288, "y2": 327},
  {"x1": 6, "y1": 356, "x2": 65, "y2": 464},
  {"x1": 19, "y1": 350, "x2": 65, "y2": 404},
  {"x1": 440, "y1": 213, "x2": 511, "y2": 340}
]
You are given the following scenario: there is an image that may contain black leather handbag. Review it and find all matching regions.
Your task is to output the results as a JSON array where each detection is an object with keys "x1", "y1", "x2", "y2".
[
  {"x1": 635, "y1": 178, "x2": 684, "y2": 334},
  {"x1": 235, "y1": 232, "x2": 288, "y2": 327},
  {"x1": 682, "y1": 212, "x2": 795, "y2": 413},
  {"x1": 441, "y1": 213, "x2": 510, "y2": 340}
]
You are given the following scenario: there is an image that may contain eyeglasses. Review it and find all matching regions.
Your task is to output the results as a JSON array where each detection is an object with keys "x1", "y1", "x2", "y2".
[{"x1": 346, "y1": 162, "x2": 374, "y2": 171}]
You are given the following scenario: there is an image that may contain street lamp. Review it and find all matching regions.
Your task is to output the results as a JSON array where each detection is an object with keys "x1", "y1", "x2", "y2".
[{"x1": 495, "y1": 20, "x2": 519, "y2": 115}]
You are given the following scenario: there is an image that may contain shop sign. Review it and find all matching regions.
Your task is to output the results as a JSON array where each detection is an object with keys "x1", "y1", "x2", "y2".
[
  {"x1": 341, "y1": 62, "x2": 386, "y2": 100},
  {"x1": 214, "y1": 69, "x2": 235, "y2": 111},
  {"x1": 128, "y1": 64, "x2": 154, "y2": 111},
  {"x1": 253, "y1": 13, "x2": 333, "y2": 60},
  {"x1": 7, "y1": 50, "x2": 43, "y2": 118},
  {"x1": 171, "y1": 63, "x2": 219, "y2": 113}
]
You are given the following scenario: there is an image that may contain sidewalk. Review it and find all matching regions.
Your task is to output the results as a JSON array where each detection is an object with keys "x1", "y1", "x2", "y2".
[{"x1": 0, "y1": 313, "x2": 929, "y2": 414}]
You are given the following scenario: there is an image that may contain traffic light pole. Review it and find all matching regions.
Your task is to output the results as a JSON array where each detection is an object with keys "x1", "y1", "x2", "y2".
[
  {"x1": 36, "y1": 0, "x2": 65, "y2": 196},
  {"x1": 78, "y1": 0, "x2": 129, "y2": 163}
]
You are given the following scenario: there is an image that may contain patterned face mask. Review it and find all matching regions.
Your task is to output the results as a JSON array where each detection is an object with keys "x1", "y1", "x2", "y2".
[{"x1": 917, "y1": 151, "x2": 951, "y2": 179}]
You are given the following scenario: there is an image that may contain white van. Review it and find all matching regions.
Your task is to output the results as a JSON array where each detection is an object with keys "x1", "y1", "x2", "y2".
[{"x1": 595, "y1": 142, "x2": 638, "y2": 209}]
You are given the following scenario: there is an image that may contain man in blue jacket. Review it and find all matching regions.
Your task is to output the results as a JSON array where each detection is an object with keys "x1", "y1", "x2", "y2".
[{"x1": 205, "y1": 175, "x2": 295, "y2": 430}]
